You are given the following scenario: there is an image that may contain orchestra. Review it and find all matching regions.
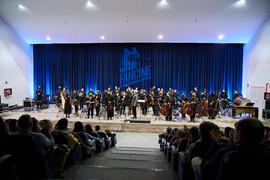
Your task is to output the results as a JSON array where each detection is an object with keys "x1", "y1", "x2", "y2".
[{"x1": 35, "y1": 85, "x2": 244, "y2": 122}]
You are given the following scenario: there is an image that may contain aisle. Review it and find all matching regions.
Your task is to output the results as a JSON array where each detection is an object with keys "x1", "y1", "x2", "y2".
[{"x1": 60, "y1": 147, "x2": 178, "y2": 180}]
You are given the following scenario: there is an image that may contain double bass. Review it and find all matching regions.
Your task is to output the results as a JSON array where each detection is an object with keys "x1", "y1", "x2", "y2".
[
  {"x1": 179, "y1": 101, "x2": 187, "y2": 114},
  {"x1": 186, "y1": 102, "x2": 195, "y2": 116}
]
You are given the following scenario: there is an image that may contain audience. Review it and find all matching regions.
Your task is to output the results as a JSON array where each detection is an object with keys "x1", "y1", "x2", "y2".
[
  {"x1": 0, "y1": 114, "x2": 116, "y2": 179},
  {"x1": 159, "y1": 118, "x2": 270, "y2": 180}
]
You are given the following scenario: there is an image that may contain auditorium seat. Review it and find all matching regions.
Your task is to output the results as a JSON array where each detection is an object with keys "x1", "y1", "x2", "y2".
[
  {"x1": 217, "y1": 149, "x2": 270, "y2": 180},
  {"x1": 0, "y1": 154, "x2": 19, "y2": 180}
]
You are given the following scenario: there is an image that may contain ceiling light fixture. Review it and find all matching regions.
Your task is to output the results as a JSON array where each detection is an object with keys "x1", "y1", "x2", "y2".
[
  {"x1": 18, "y1": 4, "x2": 27, "y2": 10},
  {"x1": 158, "y1": 0, "x2": 168, "y2": 7},
  {"x1": 233, "y1": 0, "x2": 246, "y2": 8},
  {"x1": 218, "y1": 34, "x2": 224, "y2": 40},
  {"x1": 46, "y1": 36, "x2": 51, "y2": 41},
  {"x1": 100, "y1": 35, "x2": 105, "y2": 40},
  {"x1": 158, "y1": 34, "x2": 163, "y2": 40},
  {"x1": 86, "y1": 0, "x2": 95, "y2": 8}
]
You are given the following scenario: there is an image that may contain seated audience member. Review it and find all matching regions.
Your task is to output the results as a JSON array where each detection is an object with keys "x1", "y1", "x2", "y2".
[
  {"x1": 170, "y1": 128, "x2": 179, "y2": 144},
  {"x1": 173, "y1": 129, "x2": 186, "y2": 147},
  {"x1": 200, "y1": 118, "x2": 270, "y2": 180},
  {"x1": 52, "y1": 118, "x2": 79, "y2": 150},
  {"x1": 105, "y1": 129, "x2": 117, "y2": 147},
  {"x1": 186, "y1": 121, "x2": 217, "y2": 163},
  {"x1": 32, "y1": 117, "x2": 41, "y2": 133},
  {"x1": 85, "y1": 124, "x2": 105, "y2": 152},
  {"x1": 17, "y1": 114, "x2": 54, "y2": 157},
  {"x1": 95, "y1": 125, "x2": 111, "y2": 149},
  {"x1": 8, "y1": 119, "x2": 19, "y2": 134},
  {"x1": 263, "y1": 126, "x2": 270, "y2": 145},
  {"x1": 73, "y1": 121, "x2": 96, "y2": 153},
  {"x1": 0, "y1": 117, "x2": 9, "y2": 155}
]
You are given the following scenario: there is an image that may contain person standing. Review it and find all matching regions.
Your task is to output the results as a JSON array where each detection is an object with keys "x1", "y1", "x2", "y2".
[
  {"x1": 64, "y1": 92, "x2": 72, "y2": 118},
  {"x1": 73, "y1": 90, "x2": 79, "y2": 115},
  {"x1": 36, "y1": 86, "x2": 43, "y2": 109},
  {"x1": 79, "y1": 88, "x2": 86, "y2": 110},
  {"x1": 131, "y1": 91, "x2": 139, "y2": 119}
]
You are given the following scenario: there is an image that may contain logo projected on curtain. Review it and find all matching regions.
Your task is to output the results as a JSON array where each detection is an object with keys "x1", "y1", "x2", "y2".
[{"x1": 120, "y1": 48, "x2": 151, "y2": 87}]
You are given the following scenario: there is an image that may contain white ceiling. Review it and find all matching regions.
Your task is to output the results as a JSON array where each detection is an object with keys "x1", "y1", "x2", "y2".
[{"x1": 0, "y1": 0, "x2": 269, "y2": 44}]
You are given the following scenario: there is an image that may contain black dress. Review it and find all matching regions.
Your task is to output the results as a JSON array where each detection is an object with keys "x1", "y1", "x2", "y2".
[{"x1": 64, "y1": 97, "x2": 72, "y2": 115}]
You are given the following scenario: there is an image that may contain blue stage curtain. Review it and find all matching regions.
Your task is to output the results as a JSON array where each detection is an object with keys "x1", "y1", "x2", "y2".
[{"x1": 33, "y1": 43, "x2": 243, "y2": 100}]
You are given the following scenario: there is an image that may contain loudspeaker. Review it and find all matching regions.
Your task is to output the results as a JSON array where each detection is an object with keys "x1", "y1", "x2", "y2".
[
  {"x1": 265, "y1": 101, "x2": 270, "y2": 110},
  {"x1": 263, "y1": 109, "x2": 270, "y2": 119}
]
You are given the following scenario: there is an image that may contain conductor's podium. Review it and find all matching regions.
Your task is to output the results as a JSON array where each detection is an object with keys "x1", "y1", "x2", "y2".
[{"x1": 232, "y1": 106, "x2": 259, "y2": 118}]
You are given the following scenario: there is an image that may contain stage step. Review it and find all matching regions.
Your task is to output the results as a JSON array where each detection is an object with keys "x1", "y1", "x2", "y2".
[{"x1": 124, "y1": 118, "x2": 151, "y2": 123}]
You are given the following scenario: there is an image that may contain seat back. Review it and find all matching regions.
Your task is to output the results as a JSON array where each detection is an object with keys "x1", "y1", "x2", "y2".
[
  {"x1": 217, "y1": 149, "x2": 270, "y2": 180},
  {"x1": 51, "y1": 130, "x2": 69, "y2": 146}
]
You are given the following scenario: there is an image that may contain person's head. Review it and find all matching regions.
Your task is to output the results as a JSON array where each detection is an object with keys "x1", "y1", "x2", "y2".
[
  {"x1": 199, "y1": 121, "x2": 217, "y2": 141},
  {"x1": 235, "y1": 90, "x2": 238, "y2": 94},
  {"x1": 18, "y1": 114, "x2": 33, "y2": 132},
  {"x1": 212, "y1": 91, "x2": 216, "y2": 96},
  {"x1": 31, "y1": 117, "x2": 40, "y2": 132},
  {"x1": 181, "y1": 92, "x2": 185, "y2": 96},
  {"x1": 176, "y1": 129, "x2": 185, "y2": 138},
  {"x1": 40, "y1": 119, "x2": 52, "y2": 130},
  {"x1": 0, "y1": 117, "x2": 9, "y2": 138},
  {"x1": 172, "y1": 128, "x2": 178, "y2": 136},
  {"x1": 38, "y1": 86, "x2": 40, "y2": 89},
  {"x1": 224, "y1": 127, "x2": 233, "y2": 137},
  {"x1": 166, "y1": 127, "x2": 172, "y2": 134},
  {"x1": 85, "y1": 124, "x2": 93, "y2": 134},
  {"x1": 95, "y1": 125, "x2": 101, "y2": 132},
  {"x1": 234, "y1": 118, "x2": 264, "y2": 145},
  {"x1": 212, "y1": 124, "x2": 221, "y2": 140},
  {"x1": 190, "y1": 126, "x2": 200, "y2": 142},
  {"x1": 9, "y1": 119, "x2": 19, "y2": 132},
  {"x1": 55, "y1": 118, "x2": 68, "y2": 131},
  {"x1": 73, "y1": 121, "x2": 84, "y2": 132},
  {"x1": 222, "y1": 89, "x2": 225, "y2": 93}
]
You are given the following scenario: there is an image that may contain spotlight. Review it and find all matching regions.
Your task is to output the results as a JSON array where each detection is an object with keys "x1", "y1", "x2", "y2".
[
  {"x1": 46, "y1": 36, "x2": 51, "y2": 41},
  {"x1": 158, "y1": 34, "x2": 163, "y2": 40},
  {"x1": 158, "y1": 0, "x2": 168, "y2": 7},
  {"x1": 233, "y1": 0, "x2": 246, "y2": 8},
  {"x1": 18, "y1": 4, "x2": 27, "y2": 10},
  {"x1": 86, "y1": 0, "x2": 95, "y2": 8},
  {"x1": 218, "y1": 34, "x2": 224, "y2": 40}
]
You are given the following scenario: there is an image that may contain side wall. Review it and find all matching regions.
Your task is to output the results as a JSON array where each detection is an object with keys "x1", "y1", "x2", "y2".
[
  {"x1": 243, "y1": 17, "x2": 270, "y2": 115},
  {"x1": 0, "y1": 17, "x2": 33, "y2": 106}
]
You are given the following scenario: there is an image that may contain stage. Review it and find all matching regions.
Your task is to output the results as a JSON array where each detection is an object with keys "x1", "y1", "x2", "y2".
[{"x1": 1, "y1": 104, "x2": 269, "y2": 133}]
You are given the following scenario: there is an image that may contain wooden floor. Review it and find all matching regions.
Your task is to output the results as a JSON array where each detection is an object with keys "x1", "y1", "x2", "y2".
[{"x1": 1, "y1": 104, "x2": 269, "y2": 133}]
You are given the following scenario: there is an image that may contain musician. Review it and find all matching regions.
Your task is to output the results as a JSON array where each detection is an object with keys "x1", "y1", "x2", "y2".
[
  {"x1": 233, "y1": 90, "x2": 242, "y2": 101},
  {"x1": 95, "y1": 90, "x2": 101, "y2": 117},
  {"x1": 131, "y1": 91, "x2": 139, "y2": 119},
  {"x1": 164, "y1": 94, "x2": 173, "y2": 121},
  {"x1": 79, "y1": 88, "x2": 86, "y2": 110},
  {"x1": 88, "y1": 94, "x2": 95, "y2": 119},
  {"x1": 120, "y1": 92, "x2": 128, "y2": 116},
  {"x1": 188, "y1": 92, "x2": 197, "y2": 122},
  {"x1": 115, "y1": 93, "x2": 122, "y2": 115},
  {"x1": 36, "y1": 86, "x2": 43, "y2": 109},
  {"x1": 172, "y1": 89, "x2": 179, "y2": 109},
  {"x1": 73, "y1": 90, "x2": 79, "y2": 115},
  {"x1": 107, "y1": 91, "x2": 114, "y2": 120},
  {"x1": 208, "y1": 91, "x2": 218, "y2": 119},
  {"x1": 140, "y1": 91, "x2": 148, "y2": 115},
  {"x1": 56, "y1": 86, "x2": 62, "y2": 107},
  {"x1": 180, "y1": 92, "x2": 188, "y2": 118},
  {"x1": 64, "y1": 92, "x2": 72, "y2": 118},
  {"x1": 194, "y1": 87, "x2": 200, "y2": 99}
]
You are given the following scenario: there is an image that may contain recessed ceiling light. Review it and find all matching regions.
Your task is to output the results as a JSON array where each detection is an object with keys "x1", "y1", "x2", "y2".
[
  {"x1": 218, "y1": 34, "x2": 224, "y2": 40},
  {"x1": 158, "y1": 0, "x2": 168, "y2": 7},
  {"x1": 86, "y1": 0, "x2": 95, "y2": 8},
  {"x1": 158, "y1": 35, "x2": 163, "y2": 40},
  {"x1": 46, "y1": 36, "x2": 51, "y2": 41},
  {"x1": 233, "y1": 0, "x2": 246, "y2": 8},
  {"x1": 18, "y1": 4, "x2": 27, "y2": 10},
  {"x1": 100, "y1": 35, "x2": 105, "y2": 40}
]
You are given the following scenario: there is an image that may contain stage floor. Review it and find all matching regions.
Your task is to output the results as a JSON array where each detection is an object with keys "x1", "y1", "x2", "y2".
[{"x1": 1, "y1": 105, "x2": 269, "y2": 133}]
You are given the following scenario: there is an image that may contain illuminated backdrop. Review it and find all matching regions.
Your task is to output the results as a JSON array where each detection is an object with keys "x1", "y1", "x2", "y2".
[{"x1": 33, "y1": 43, "x2": 243, "y2": 100}]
